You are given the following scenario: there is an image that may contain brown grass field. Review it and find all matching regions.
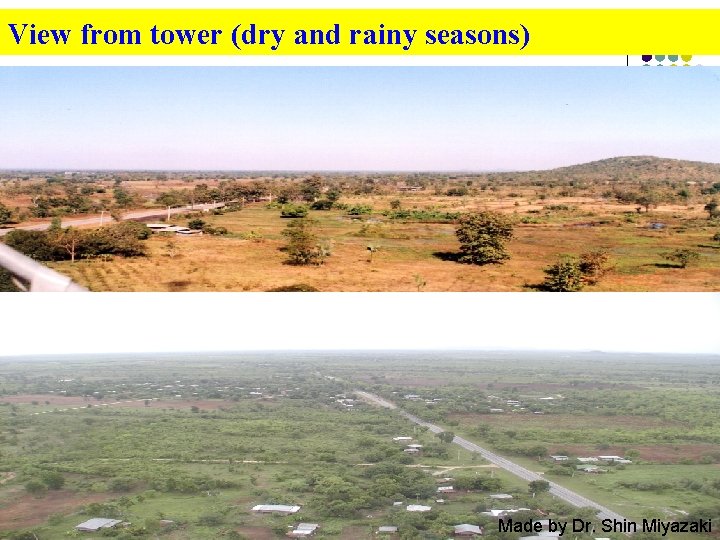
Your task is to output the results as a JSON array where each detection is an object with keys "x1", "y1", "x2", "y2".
[{"x1": 42, "y1": 194, "x2": 720, "y2": 292}]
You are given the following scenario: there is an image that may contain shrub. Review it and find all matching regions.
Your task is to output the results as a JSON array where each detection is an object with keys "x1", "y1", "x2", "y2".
[
  {"x1": 455, "y1": 211, "x2": 514, "y2": 265},
  {"x1": 579, "y1": 250, "x2": 611, "y2": 284},
  {"x1": 282, "y1": 218, "x2": 328, "y2": 266},
  {"x1": 664, "y1": 249, "x2": 700, "y2": 268},
  {"x1": 542, "y1": 258, "x2": 584, "y2": 292},
  {"x1": 280, "y1": 204, "x2": 309, "y2": 218}
]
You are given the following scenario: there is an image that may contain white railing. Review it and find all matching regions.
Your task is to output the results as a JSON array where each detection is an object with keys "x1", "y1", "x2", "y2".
[{"x1": 0, "y1": 243, "x2": 87, "y2": 292}]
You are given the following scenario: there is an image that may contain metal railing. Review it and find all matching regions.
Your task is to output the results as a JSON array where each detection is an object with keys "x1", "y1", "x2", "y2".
[{"x1": 0, "y1": 243, "x2": 87, "y2": 292}]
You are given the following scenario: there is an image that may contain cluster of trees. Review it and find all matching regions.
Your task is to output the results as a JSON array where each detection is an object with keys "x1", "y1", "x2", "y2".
[
  {"x1": 4, "y1": 221, "x2": 149, "y2": 262},
  {"x1": 541, "y1": 250, "x2": 612, "y2": 292}
]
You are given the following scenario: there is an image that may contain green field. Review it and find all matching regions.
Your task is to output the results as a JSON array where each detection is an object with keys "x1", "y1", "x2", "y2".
[{"x1": 1, "y1": 352, "x2": 719, "y2": 539}]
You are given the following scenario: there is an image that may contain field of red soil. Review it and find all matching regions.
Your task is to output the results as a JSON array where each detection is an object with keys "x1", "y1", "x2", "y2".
[
  {"x1": 449, "y1": 412, "x2": 681, "y2": 430},
  {"x1": 547, "y1": 443, "x2": 720, "y2": 464},
  {"x1": 0, "y1": 488, "x2": 113, "y2": 530}
]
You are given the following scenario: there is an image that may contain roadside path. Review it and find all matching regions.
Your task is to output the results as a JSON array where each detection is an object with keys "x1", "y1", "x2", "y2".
[
  {"x1": 0, "y1": 202, "x2": 226, "y2": 237},
  {"x1": 355, "y1": 390, "x2": 628, "y2": 524}
]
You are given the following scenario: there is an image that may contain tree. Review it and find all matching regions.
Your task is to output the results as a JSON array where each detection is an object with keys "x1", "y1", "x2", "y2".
[
  {"x1": 41, "y1": 471, "x2": 65, "y2": 489},
  {"x1": 455, "y1": 211, "x2": 514, "y2": 265},
  {"x1": 282, "y1": 218, "x2": 329, "y2": 266},
  {"x1": 437, "y1": 431, "x2": 455, "y2": 444},
  {"x1": 541, "y1": 257, "x2": 584, "y2": 291},
  {"x1": 578, "y1": 250, "x2": 611, "y2": 285},
  {"x1": 704, "y1": 200, "x2": 719, "y2": 219},
  {"x1": 635, "y1": 192, "x2": 660, "y2": 213},
  {"x1": 528, "y1": 479, "x2": 550, "y2": 494},
  {"x1": 664, "y1": 249, "x2": 700, "y2": 268},
  {"x1": 0, "y1": 202, "x2": 12, "y2": 225}
]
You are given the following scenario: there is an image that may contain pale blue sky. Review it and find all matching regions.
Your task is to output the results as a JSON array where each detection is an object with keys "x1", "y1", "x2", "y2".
[{"x1": 1, "y1": 66, "x2": 720, "y2": 170}]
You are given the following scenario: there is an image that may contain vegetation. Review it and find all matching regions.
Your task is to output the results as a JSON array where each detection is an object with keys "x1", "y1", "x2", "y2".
[
  {"x1": 664, "y1": 248, "x2": 701, "y2": 268},
  {"x1": 282, "y1": 218, "x2": 329, "y2": 266},
  {"x1": 541, "y1": 257, "x2": 585, "y2": 291},
  {"x1": 1, "y1": 352, "x2": 719, "y2": 538},
  {"x1": 455, "y1": 211, "x2": 514, "y2": 265},
  {"x1": 2, "y1": 156, "x2": 720, "y2": 291},
  {"x1": 4, "y1": 222, "x2": 148, "y2": 262}
]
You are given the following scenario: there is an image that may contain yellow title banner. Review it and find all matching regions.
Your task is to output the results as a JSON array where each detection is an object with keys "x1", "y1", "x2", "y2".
[{"x1": 0, "y1": 9, "x2": 717, "y2": 55}]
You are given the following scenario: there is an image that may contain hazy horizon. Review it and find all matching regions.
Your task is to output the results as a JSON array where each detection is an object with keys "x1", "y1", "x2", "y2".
[{"x1": 2, "y1": 67, "x2": 720, "y2": 170}]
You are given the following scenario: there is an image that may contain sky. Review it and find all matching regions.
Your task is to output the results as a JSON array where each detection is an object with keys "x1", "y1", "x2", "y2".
[
  {"x1": 2, "y1": 66, "x2": 720, "y2": 171},
  {"x1": 1, "y1": 293, "x2": 718, "y2": 357}
]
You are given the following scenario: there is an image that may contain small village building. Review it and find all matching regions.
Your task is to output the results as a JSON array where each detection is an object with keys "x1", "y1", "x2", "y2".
[
  {"x1": 489, "y1": 494, "x2": 513, "y2": 499},
  {"x1": 577, "y1": 457, "x2": 599, "y2": 463},
  {"x1": 75, "y1": 518, "x2": 122, "y2": 532},
  {"x1": 437, "y1": 486, "x2": 455, "y2": 494},
  {"x1": 377, "y1": 525, "x2": 399, "y2": 534},
  {"x1": 550, "y1": 455, "x2": 568, "y2": 462},
  {"x1": 252, "y1": 504, "x2": 301, "y2": 515},
  {"x1": 454, "y1": 524, "x2": 483, "y2": 536},
  {"x1": 407, "y1": 504, "x2": 432, "y2": 512},
  {"x1": 392, "y1": 436, "x2": 413, "y2": 442},
  {"x1": 287, "y1": 523, "x2": 319, "y2": 537},
  {"x1": 406, "y1": 444, "x2": 423, "y2": 449},
  {"x1": 597, "y1": 455, "x2": 623, "y2": 461}
]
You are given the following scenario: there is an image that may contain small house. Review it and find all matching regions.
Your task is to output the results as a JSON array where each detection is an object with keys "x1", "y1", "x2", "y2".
[
  {"x1": 252, "y1": 504, "x2": 301, "y2": 515},
  {"x1": 377, "y1": 526, "x2": 399, "y2": 534},
  {"x1": 455, "y1": 524, "x2": 483, "y2": 536},
  {"x1": 407, "y1": 504, "x2": 432, "y2": 512},
  {"x1": 75, "y1": 518, "x2": 122, "y2": 532},
  {"x1": 287, "y1": 523, "x2": 319, "y2": 537}
]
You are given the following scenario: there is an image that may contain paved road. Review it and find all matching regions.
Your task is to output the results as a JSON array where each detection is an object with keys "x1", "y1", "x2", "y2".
[
  {"x1": 355, "y1": 390, "x2": 627, "y2": 524},
  {"x1": 0, "y1": 202, "x2": 226, "y2": 237}
]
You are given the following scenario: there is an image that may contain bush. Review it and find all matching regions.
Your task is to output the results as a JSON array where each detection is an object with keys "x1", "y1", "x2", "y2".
[
  {"x1": 282, "y1": 219, "x2": 329, "y2": 266},
  {"x1": 664, "y1": 249, "x2": 700, "y2": 268},
  {"x1": 579, "y1": 250, "x2": 611, "y2": 284},
  {"x1": 542, "y1": 258, "x2": 584, "y2": 292},
  {"x1": 188, "y1": 218, "x2": 206, "y2": 230},
  {"x1": 456, "y1": 211, "x2": 514, "y2": 265},
  {"x1": 347, "y1": 204, "x2": 373, "y2": 215},
  {"x1": 280, "y1": 204, "x2": 309, "y2": 218},
  {"x1": 310, "y1": 199, "x2": 334, "y2": 210}
]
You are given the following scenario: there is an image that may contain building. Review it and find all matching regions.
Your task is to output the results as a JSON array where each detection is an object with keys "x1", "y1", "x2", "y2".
[
  {"x1": 75, "y1": 518, "x2": 122, "y2": 532},
  {"x1": 377, "y1": 526, "x2": 399, "y2": 534},
  {"x1": 252, "y1": 504, "x2": 301, "y2": 515},
  {"x1": 455, "y1": 524, "x2": 483, "y2": 536},
  {"x1": 550, "y1": 455, "x2": 568, "y2": 462},
  {"x1": 287, "y1": 523, "x2": 319, "y2": 537},
  {"x1": 392, "y1": 436, "x2": 413, "y2": 442},
  {"x1": 407, "y1": 504, "x2": 432, "y2": 512},
  {"x1": 437, "y1": 486, "x2": 455, "y2": 494}
]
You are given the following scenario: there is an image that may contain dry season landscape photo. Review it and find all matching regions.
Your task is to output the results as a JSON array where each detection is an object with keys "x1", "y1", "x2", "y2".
[{"x1": 1, "y1": 67, "x2": 719, "y2": 291}]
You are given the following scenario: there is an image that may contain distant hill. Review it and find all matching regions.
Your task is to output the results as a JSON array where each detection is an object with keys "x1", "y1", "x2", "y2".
[{"x1": 489, "y1": 156, "x2": 720, "y2": 184}]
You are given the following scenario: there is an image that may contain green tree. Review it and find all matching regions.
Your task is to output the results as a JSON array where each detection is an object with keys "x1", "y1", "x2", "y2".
[
  {"x1": 578, "y1": 250, "x2": 611, "y2": 285},
  {"x1": 664, "y1": 249, "x2": 700, "y2": 268},
  {"x1": 528, "y1": 479, "x2": 550, "y2": 494},
  {"x1": 25, "y1": 479, "x2": 47, "y2": 496},
  {"x1": 437, "y1": 431, "x2": 455, "y2": 444},
  {"x1": 455, "y1": 211, "x2": 514, "y2": 265},
  {"x1": 0, "y1": 202, "x2": 12, "y2": 225},
  {"x1": 282, "y1": 218, "x2": 329, "y2": 266},
  {"x1": 542, "y1": 257, "x2": 584, "y2": 291},
  {"x1": 704, "y1": 200, "x2": 719, "y2": 219},
  {"x1": 41, "y1": 471, "x2": 65, "y2": 489}
]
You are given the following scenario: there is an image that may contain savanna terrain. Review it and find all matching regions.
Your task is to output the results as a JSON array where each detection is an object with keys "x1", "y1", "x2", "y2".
[{"x1": 1, "y1": 156, "x2": 719, "y2": 291}]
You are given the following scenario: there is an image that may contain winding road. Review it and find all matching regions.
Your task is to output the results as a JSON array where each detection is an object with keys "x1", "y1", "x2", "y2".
[{"x1": 355, "y1": 390, "x2": 628, "y2": 524}]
